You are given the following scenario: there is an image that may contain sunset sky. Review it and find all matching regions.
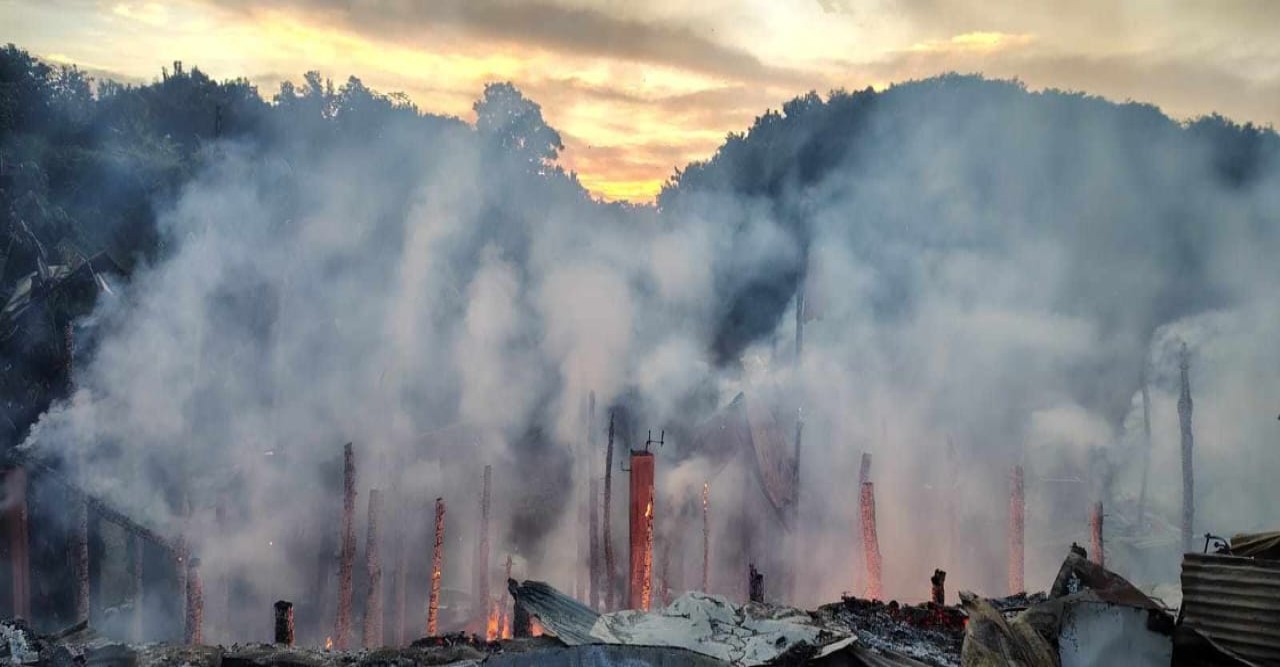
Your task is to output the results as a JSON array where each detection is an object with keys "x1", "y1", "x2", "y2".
[{"x1": 5, "y1": 0, "x2": 1279, "y2": 201}]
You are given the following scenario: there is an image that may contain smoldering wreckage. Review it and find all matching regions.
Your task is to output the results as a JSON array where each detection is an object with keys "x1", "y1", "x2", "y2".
[
  {"x1": 1, "y1": 377, "x2": 1280, "y2": 666},
  {"x1": 2, "y1": 265, "x2": 1280, "y2": 666}
]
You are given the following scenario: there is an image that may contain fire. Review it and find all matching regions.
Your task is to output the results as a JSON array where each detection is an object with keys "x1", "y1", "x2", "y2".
[
  {"x1": 324, "y1": 636, "x2": 333, "y2": 651},
  {"x1": 500, "y1": 608, "x2": 512, "y2": 639},
  {"x1": 640, "y1": 499, "x2": 654, "y2": 611},
  {"x1": 486, "y1": 599, "x2": 500, "y2": 641},
  {"x1": 530, "y1": 616, "x2": 544, "y2": 637}
]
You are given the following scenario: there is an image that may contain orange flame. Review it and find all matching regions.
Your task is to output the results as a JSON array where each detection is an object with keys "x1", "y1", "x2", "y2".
[
  {"x1": 486, "y1": 599, "x2": 499, "y2": 641},
  {"x1": 324, "y1": 636, "x2": 333, "y2": 651},
  {"x1": 530, "y1": 616, "x2": 544, "y2": 637}
]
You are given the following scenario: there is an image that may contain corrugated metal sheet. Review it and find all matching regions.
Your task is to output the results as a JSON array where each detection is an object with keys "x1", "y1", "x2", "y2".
[
  {"x1": 510, "y1": 580, "x2": 601, "y2": 645},
  {"x1": 1181, "y1": 553, "x2": 1280, "y2": 665}
]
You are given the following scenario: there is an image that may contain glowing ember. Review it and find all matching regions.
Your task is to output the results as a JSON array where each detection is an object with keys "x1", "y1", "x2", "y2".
[
  {"x1": 530, "y1": 616, "x2": 544, "y2": 637},
  {"x1": 324, "y1": 636, "x2": 333, "y2": 651}
]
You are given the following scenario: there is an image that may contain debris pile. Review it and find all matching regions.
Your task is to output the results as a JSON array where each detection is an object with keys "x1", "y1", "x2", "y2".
[{"x1": 817, "y1": 597, "x2": 965, "y2": 666}]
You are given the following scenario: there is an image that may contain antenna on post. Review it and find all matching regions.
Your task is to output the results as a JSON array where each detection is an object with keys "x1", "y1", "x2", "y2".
[{"x1": 644, "y1": 430, "x2": 665, "y2": 453}]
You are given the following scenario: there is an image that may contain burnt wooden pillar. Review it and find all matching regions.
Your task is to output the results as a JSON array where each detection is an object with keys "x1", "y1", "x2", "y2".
[
  {"x1": 628, "y1": 451, "x2": 655, "y2": 611},
  {"x1": 1090, "y1": 502, "x2": 1105, "y2": 568},
  {"x1": 334, "y1": 443, "x2": 357, "y2": 650},
  {"x1": 131, "y1": 534, "x2": 144, "y2": 642},
  {"x1": 185, "y1": 557, "x2": 204, "y2": 644},
  {"x1": 602, "y1": 414, "x2": 617, "y2": 611},
  {"x1": 701, "y1": 481, "x2": 710, "y2": 593},
  {"x1": 72, "y1": 490, "x2": 90, "y2": 623},
  {"x1": 748, "y1": 564, "x2": 764, "y2": 603},
  {"x1": 6, "y1": 467, "x2": 30, "y2": 621},
  {"x1": 275, "y1": 600, "x2": 295, "y2": 646},
  {"x1": 1009, "y1": 465, "x2": 1025, "y2": 595},
  {"x1": 930, "y1": 569, "x2": 946, "y2": 605},
  {"x1": 860, "y1": 481, "x2": 882, "y2": 600},
  {"x1": 427, "y1": 497, "x2": 445, "y2": 636},
  {"x1": 362, "y1": 489, "x2": 383, "y2": 648}
]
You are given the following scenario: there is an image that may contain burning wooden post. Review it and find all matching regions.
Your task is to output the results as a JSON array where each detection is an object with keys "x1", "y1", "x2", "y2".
[
  {"x1": 185, "y1": 557, "x2": 204, "y2": 645},
  {"x1": 275, "y1": 600, "x2": 295, "y2": 646},
  {"x1": 930, "y1": 569, "x2": 946, "y2": 605},
  {"x1": 475, "y1": 466, "x2": 492, "y2": 627},
  {"x1": 6, "y1": 467, "x2": 30, "y2": 621},
  {"x1": 363, "y1": 489, "x2": 383, "y2": 648},
  {"x1": 1178, "y1": 342, "x2": 1195, "y2": 552},
  {"x1": 334, "y1": 442, "x2": 357, "y2": 651},
  {"x1": 427, "y1": 497, "x2": 445, "y2": 636},
  {"x1": 858, "y1": 454, "x2": 882, "y2": 600},
  {"x1": 701, "y1": 481, "x2": 710, "y2": 593},
  {"x1": 1009, "y1": 465, "x2": 1025, "y2": 595},
  {"x1": 603, "y1": 412, "x2": 617, "y2": 611},
  {"x1": 1090, "y1": 502, "x2": 1105, "y2": 568},
  {"x1": 748, "y1": 564, "x2": 764, "y2": 603},
  {"x1": 628, "y1": 449, "x2": 655, "y2": 611}
]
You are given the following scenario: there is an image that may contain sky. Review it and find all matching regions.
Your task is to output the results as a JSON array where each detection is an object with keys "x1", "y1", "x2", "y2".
[{"x1": 5, "y1": 0, "x2": 1280, "y2": 201}]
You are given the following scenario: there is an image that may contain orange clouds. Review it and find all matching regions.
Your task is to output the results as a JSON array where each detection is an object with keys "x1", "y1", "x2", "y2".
[{"x1": 9, "y1": 0, "x2": 1280, "y2": 201}]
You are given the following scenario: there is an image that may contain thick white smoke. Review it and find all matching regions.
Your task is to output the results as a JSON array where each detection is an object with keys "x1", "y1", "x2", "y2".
[{"x1": 20, "y1": 76, "x2": 1280, "y2": 642}]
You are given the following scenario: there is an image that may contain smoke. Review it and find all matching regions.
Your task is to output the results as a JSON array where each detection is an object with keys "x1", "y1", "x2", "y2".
[{"x1": 19, "y1": 74, "x2": 1280, "y2": 639}]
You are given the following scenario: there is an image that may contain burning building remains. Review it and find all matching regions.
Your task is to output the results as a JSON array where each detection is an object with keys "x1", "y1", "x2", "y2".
[{"x1": 2, "y1": 49, "x2": 1280, "y2": 667}]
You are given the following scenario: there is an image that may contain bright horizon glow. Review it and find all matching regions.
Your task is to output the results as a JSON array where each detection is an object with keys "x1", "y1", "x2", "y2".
[{"x1": 5, "y1": 0, "x2": 1278, "y2": 201}]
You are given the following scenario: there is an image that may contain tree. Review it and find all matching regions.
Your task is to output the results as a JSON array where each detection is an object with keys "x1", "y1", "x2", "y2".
[{"x1": 473, "y1": 82, "x2": 563, "y2": 171}]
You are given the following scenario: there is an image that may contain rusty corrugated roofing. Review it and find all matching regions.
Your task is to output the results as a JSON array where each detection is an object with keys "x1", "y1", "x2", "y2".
[{"x1": 1181, "y1": 553, "x2": 1280, "y2": 666}]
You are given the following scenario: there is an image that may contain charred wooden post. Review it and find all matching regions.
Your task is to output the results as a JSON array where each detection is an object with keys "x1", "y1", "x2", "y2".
[
  {"x1": 748, "y1": 564, "x2": 764, "y2": 603},
  {"x1": 185, "y1": 557, "x2": 204, "y2": 645},
  {"x1": 363, "y1": 489, "x2": 384, "y2": 648},
  {"x1": 660, "y1": 539, "x2": 671, "y2": 607},
  {"x1": 1178, "y1": 343, "x2": 1195, "y2": 552},
  {"x1": 1009, "y1": 465, "x2": 1025, "y2": 595},
  {"x1": 628, "y1": 450, "x2": 655, "y2": 610},
  {"x1": 334, "y1": 442, "x2": 357, "y2": 650},
  {"x1": 701, "y1": 481, "x2": 710, "y2": 593},
  {"x1": 588, "y1": 476, "x2": 601, "y2": 608},
  {"x1": 499, "y1": 554, "x2": 514, "y2": 637},
  {"x1": 427, "y1": 497, "x2": 445, "y2": 636},
  {"x1": 588, "y1": 392, "x2": 601, "y2": 609},
  {"x1": 512, "y1": 595, "x2": 531, "y2": 638},
  {"x1": 603, "y1": 413, "x2": 617, "y2": 611},
  {"x1": 6, "y1": 467, "x2": 30, "y2": 621},
  {"x1": 214, "y1": 502, "x2": 230, "y2": 643},
  {"x1": 1090, "y1": 502, "x2": 1105, "y2": 568},
  {"x1": 859, "y1": 452, "x2": 872, "y2": 485},
  {"x1": 475, "y1": 466, "x2": 492, "y2": 626},
  {"x1": 274, "y1": 600, "x2": 295, "y2": 646},
  {"x1": 73, "y1": 490, "x2": 90, "y2": 624},
  {"x1": 859, "y1": 481, "x2": 882, "y2": 600},
  {"x1": 392, "y1": 499, "x2": 407, "y2": 646},
  {"x1": 930, "y1": 569, "x2": 946, "y2": 605},
  {"x1": 131, "y1": 533, "x2": 144, "y2": 642},
  {"x1": 1137, "y1": 370, "x2": 1153, "y2": 526}
]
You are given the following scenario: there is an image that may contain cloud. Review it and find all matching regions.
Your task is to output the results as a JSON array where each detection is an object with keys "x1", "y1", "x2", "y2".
[{"x1": 208, "y1": 0, "x2": 816, "y2": 88}]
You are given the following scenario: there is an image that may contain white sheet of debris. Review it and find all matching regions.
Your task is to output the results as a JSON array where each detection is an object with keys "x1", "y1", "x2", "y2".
[{"x1": 588, "y1": 592, "x2": 846, "y2": 666}]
